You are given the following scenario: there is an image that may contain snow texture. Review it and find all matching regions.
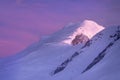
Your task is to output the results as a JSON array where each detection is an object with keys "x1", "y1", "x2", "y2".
[{"x1": 0, "y1": 20, "x2": 120, "y2": 80}]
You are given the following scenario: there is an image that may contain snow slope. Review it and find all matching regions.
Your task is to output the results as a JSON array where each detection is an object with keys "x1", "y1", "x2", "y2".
[
  {"x1": 0, "y1": 20, "x2": 120, "y2": 80},
  {"x1": 51, "y1": 26, "x2": 120, "y2": 80}
]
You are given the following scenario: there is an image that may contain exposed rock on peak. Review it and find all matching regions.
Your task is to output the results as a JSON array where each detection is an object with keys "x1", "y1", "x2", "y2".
[
  {"x1": 71, "y1": 33, "x2": 89, "y2": 45},
  {"x1": 63, "y1": 20, "x2": 104, "y2": 45}
]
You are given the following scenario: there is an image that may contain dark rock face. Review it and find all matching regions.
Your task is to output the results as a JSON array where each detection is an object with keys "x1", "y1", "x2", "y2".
[
  {"x1": 82, "y1": 42, "x2": 114, "y2": 73},
  {"x1": 81, "y1": 40, "x2": 92, "y2": 49},
  {"x1": 51, "y1": 51, "x2": 83, "y2": 75},
  {"x1": 110, "y1": 26, "x2": 120, "y2": 41},
  {"x1": 72, "y1": 33, "x2": 89, "y2": 45}
]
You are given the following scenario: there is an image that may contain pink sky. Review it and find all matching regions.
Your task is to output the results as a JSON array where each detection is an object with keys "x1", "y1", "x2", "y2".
[{"x1": 0, "y1": 0, "x2": 120, "y2": 57}]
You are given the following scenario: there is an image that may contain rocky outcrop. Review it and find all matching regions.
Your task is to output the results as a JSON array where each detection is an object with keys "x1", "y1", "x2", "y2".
[
  {"x1": 72, "y1": 33, "x2": 89, "y2": 45},
  {"x1": 51, "y1": 51, "x2": 83, "y2": 75}
]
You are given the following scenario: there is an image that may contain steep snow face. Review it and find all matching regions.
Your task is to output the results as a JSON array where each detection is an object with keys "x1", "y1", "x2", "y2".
[
  {"x1": 50, "y1": 26, "x2": 120, "y2": 80},
  {"x1": 63, "y1": 20, "x2": 104, "y2": 44}
]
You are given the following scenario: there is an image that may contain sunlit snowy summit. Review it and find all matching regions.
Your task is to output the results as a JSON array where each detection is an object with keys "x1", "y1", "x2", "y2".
[
  {"x1": 40, "y1": 20, "x2": 104, "y2": 45},
  {"x1": 0, "y1": 20, "x2": 120, "y2": 80},
  {"x1": 62, "y1": 20, "x2": 104, "y2": 45}
]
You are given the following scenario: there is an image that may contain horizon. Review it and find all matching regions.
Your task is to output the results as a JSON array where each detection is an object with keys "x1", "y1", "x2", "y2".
[{"x1": 0, "y1": 0, "x2": 120, "y2": 57}]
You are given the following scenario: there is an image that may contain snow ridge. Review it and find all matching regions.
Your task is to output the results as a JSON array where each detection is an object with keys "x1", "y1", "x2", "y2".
[{"x1": 62, "y1": 20, "x2": 104, "y2": 44}]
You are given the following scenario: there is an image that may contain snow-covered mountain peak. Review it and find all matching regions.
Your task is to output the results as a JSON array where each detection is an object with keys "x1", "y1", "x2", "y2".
[
  {"x1": 39, "y1": 20, "x2": 104, "y2": 46},
  {"x1": 0, "y1": 21, "x2": 120, "y2": 80},
  {"x1": 63, "y1": 20, "x2": 105, "y2": 45}
]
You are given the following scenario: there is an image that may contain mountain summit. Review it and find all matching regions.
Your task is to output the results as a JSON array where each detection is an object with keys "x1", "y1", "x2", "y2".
[
  {"x1": 63, "y1": 20, "x2": 104, "y2": 45},
  {"x1": 40, "y1": 20, "x2": 104, "y2": 45},
  {"x1": 0, "y1": 20, "x2": 120, "y2": 80}
]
